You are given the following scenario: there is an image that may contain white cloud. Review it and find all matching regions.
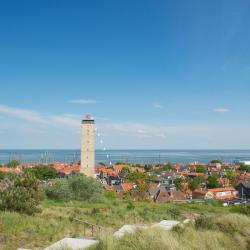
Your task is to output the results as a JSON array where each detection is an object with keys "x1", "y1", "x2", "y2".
[
  {"x1": 68, "y1": 99, "x2": 97, "y2": 104},
  {"x1": 153, "y1": 102, "x2": 163, "y2": 109},
  {"x1": 214, "y1": 108, "x2": 230, "y2": 112},
  {"x1": 0, "y1": 104, "x2": 48, "y2": 124}
]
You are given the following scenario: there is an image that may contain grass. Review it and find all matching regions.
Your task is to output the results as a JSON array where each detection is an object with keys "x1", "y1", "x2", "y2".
[
  {"x1": 0, "y1": 198, "x2": 247, "y2": 250},
  {"x1": 89, "y1": 214, "x2": 250, "y2": 250}
]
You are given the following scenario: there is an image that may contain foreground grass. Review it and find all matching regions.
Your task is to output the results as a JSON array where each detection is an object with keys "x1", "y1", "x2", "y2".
[
  {"x1": 0, "y1": 199, "x2": 246, "y2": 250},
  {"x1": 89, "y1": 214, "x2": 250, "y2": 250}
]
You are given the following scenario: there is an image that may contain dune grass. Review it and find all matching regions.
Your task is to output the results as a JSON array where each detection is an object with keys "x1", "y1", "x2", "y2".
[
  {"x1": 89, "y1": 214, "x2": 250, "y2": 250},
  {"x1": 0, "y1": 199, "x2": 246, "y2": 250}
]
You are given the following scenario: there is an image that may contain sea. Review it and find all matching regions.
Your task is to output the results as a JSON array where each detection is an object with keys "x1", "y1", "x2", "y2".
[{"x1": 1, "y1": 149, "x2": 250, "y2": 165}]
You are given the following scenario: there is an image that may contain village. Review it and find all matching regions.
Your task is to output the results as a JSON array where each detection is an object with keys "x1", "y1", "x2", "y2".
[{"x1": 1, "y1": 159, "x2": 250, "y2": 205}]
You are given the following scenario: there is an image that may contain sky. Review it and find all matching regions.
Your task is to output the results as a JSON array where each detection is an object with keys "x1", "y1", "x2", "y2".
[{"x1": 0, "y1": 0, "x2": 250, "y2": 149}]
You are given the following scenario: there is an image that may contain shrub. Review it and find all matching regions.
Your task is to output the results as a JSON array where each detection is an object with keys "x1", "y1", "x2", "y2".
[
  {"x1": 0, "y1": 172, "x2": 43, "y2": 215},
  {"x1": 104, "y1": 190, "x2": 117, "y2": 200},
  {"x1": 6, "y1": 160, "x2": 20, "y2": 168},
  {"x1": 25, "y1": 165, "x2": 57, "y2": 180},
  {"x1": 230, "y1": 205, "x2": 250, "y2": 215},
  {"x1": 45, "y1": 174, "x2": 104, "y2": 202}
]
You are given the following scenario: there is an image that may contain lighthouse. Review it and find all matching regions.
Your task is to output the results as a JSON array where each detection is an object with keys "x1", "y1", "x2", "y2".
[{"x1": 81, "y1": 114, "x2": 95, "y2": 177}]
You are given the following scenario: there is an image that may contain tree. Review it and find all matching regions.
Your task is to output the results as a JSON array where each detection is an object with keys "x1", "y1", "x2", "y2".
[
  {"x1": 224, "y1": 170, "x2": 237, "y2": 186},
  {"x1": 196, "y1": 165, "x2": 206, "y2": 174},
  {"x1": 188, "y1": 176, "x2": 205, "y2": 191},
  {"x1": 7, "y1": 160, "x2": 20, "y2": 168},
  {"x1": 144, "y1": 164, "x2": 153, "y2": 172},
  {"x1": 188, "y1": 178, "x2": 199, "y2": 191},
  {"x1": 115, "y1": 161, "x2": 127, "y2": 165},
  {"x1": 210, "y1": 160, "x2": 222, "y2": 164},
  {"x1": 161, "y1": 163, "x2": 175, "y2": 171},
  {"x1": 98, "y1": 162, "x2": 106, "y2": 166},
  {"x1": 125, "y1": 172, "x2": 152, "y2": 200},
  {"x1": 207, "y1": 175, "x2": 220, "y2": 189},
  {"x1": 25, "y1": 165, "x2": 57, "y2": 180},
  {"x1": 239, "y1": 163, "x2": 250, "y2": 173},
  {"x1": 0, "y1": 172, "x2": 43, "y2": 215},
  {"x1": 174, "y1": 178, "x2": 183, "y2": 191}
]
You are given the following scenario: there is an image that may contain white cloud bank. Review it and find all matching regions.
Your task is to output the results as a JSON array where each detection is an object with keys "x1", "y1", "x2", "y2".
[{"x1": 0, "y1": 104, "x2": 249, "y2": 149}]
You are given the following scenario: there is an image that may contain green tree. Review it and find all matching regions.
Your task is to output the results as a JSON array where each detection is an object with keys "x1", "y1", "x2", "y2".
[
  {"x1": 187, "y1": 176, "x2": 205, "y2": 191},
  {"x1": 174, "y1": 178, "x2": 183, "y2": 191},
  {"x1": 25, "y1": 165, "x2": 57, "y2": 180},
  {"x1": 115, "y1": 161, "x2": 127, "y2": 165},
  {"x1": 0, "y1": 172, "x2": 43, "y2": 215},
  {"x1": 98, "y1": 162, "x2": 106, "y2": 166},
  {"x1": 7, "y1": 160, "x2": 20, "y2": 168},
  {"x1": 188, "y1": 178, "x2": 199, "y2": 191},
  {"x1": 224, "y1": 170, "x2": 237, "y2": 186},
  {"x1": 195, "y1": 165, "x2": 206, "y2": 174},
  {"x1": 125, "y1": 172, "x2": 152, "y2": 200},
  {"x1": 210, "y1": 160, "x2": 222, "y2": 164},
  {"x1": 239, "y1": 163, "x2": 250, "y2": 173},
  {"x1": 207, "y1": 175, "x2": 220, "y2": 189},
  {"x1": 144, "y1": 164, "x2": 153, "y2": 172},
  {"x1": 161, "y1": 163, "x2": 175, "y2": 171}
]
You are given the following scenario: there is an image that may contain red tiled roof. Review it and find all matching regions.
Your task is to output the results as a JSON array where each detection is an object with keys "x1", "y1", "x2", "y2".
[
  {"x1": 121, "y1": 182, "x2": 133, "y2": 192},
  {"x1": 0, "y1": 167, "x2": 20, "y2": 173},
  {"x1": 208, "y1": 187, "x2": 236, "y2": 192}
]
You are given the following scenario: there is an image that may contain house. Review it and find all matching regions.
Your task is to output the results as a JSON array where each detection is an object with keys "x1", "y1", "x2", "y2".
[
  {"x1": 113, "y1": 182, "x2": 134, "y2": 196},
  {"x1": 154, "y1": 189, "x2": 186, "y2": 202},
  {"x1": 149, "y1": 184, "x2": 185, "y2": 202},
  {"x1": 99, "y1": 167, "x2": 115, "y2": 178},
  {"x1": 52, "y1": 162, "x2": 68, "y2": 170},
  {"x1": 57, "y1": 165, "x2": 80, "y2": 177},
  {"x1": 236, "y1": 180, "x2": 250, "y2": 199},
  {"x1": 192, "y1": 187, "x2": 238, "y2": 200},
  {"x1": 0, "y1": 167, "x2": 20, "y2": 174},
  {"x1": 106, "y1": 175, "x2": 121, "y2": 186}
]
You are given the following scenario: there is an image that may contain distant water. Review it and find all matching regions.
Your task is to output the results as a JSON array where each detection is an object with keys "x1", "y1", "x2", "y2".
[{"x1": 1, "y1": 149, "x2": 250, "y2": 165}]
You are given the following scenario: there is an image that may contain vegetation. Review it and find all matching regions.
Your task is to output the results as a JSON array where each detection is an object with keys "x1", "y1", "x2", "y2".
[
  {"x1": 45, "y1": 174, "x2": 104, "y2": 202},
  {"x1": 195, "y1": 165, "x2": 206, "y2": 173},
  {"x1": 0, "y1": 172, "x2": 43, "y2": 215},
  {"x1": 89, "y1": 213, "x2": 250, "y2": 250},
  {"x1": 210, "y1": 159, "x2": 222, "y2": 164},
  {"x1": 173, "y1": 178, "x2": 183, "y2": 191},
  {"x1": 6, "y1": 160, "x2": 20, "y2": 168},
  {"x1": 207, "y1": 175, "x2": 220, "y2": 189},
  {"x1": 25, "y1": 165, "x2": 57, "y2": 180},
  {"x1": 0, "y1": 198, "x2": 241, "y2": 250},
  {"x1": 0, "y1": 172, "x2": 15, "y2": 181},
  {"x1": 125, "y1": 172, "x2": 154, "y2": 200},
  {"x1": 239, "y1": 163, "x2": 250, "y2": 172},
  {"x1": 161, "y1": 163, "x2": 175, "y2": 171}
]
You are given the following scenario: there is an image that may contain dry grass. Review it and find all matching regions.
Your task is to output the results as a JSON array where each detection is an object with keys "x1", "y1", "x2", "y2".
[
  {"x1": 90, "y1": 214, "x2": 250, "y2": 250},
  {"x1": 0, "y1": 199, "x2": 248, "y2": 250}
]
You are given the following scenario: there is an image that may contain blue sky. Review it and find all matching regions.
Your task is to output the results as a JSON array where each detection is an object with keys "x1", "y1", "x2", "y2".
[{"x1": 0, "y1": 0, "x2": 250, "y2": 149}]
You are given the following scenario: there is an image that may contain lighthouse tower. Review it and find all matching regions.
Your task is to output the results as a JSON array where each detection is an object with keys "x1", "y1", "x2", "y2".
[{"x1": 81, "y1": 114, "x2": 95, "y2": 177}]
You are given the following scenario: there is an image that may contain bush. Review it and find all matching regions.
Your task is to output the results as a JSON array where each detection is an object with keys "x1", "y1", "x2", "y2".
[
  {"x1": 6, "y1": 160, "x2": 20, "y2": 168},
  {"x1": 45, "y1": 174, "x2": 104, "y2": 202},
  {"x1": 25, "y1": 165, "x2": 57, "y2": 180},
  {"x1": 230, "y1": 205, "x2": 250, "y2": 216},
  {"x1": 0, "y1": 172, "x2": 43, "y2": 215}
]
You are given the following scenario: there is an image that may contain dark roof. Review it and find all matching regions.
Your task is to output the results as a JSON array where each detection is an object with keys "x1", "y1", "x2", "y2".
[{"x1": 240, "y1": 181, "x2": 250, "y2": 189}]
